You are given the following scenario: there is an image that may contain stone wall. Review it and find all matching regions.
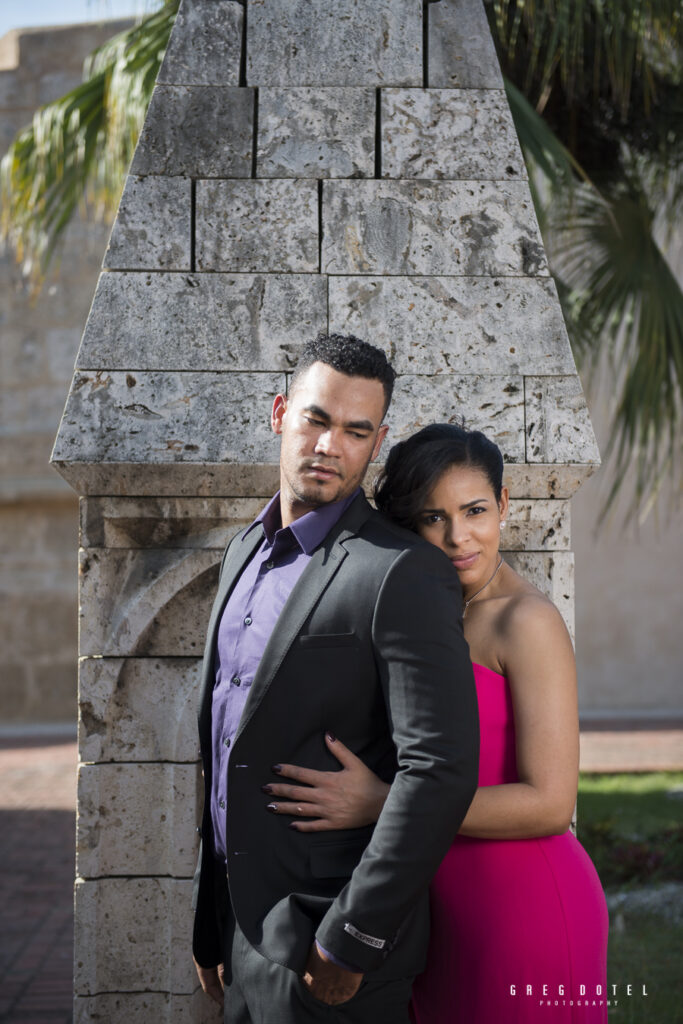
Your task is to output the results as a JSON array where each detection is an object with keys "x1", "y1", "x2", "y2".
[
  {"x1": 51, "y1": 1, "x2": 599, "y2": 1019},
  {"x1": 0, "y1": 19, "x2": 132, "y2": 724}
]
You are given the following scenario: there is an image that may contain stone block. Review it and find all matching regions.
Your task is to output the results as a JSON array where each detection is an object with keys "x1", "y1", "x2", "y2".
[
  {"x1": 526, "y1": 376, "x2": 600, "y2": 464},
  {"x1": 329, "y1": 276, "x2": 575, "y2": 375},
  {"x1": 388, "y1": 374, "x2": 525, "y2": 462},
  {"x1": 52, "y1": 370, "x2": 284, "y2": 466},
  {"x1": 74, "y1": 992, "x2": 222, "y2": 1024},
  {"x1": 157, "y1": 0, "x2": 243, "y2": 85},
  {"x1": 77, "y1": 763, "x2": 200, "y2": 877},
  {"x1": 74, "y1": 877, "x2": 196, "y2": 994},
  {"x1": 382, "y1": 89, "x2": 525, "y2": 179},
  {"x1": 506, "y1": 551, "x2": 575, "y2": 638},
  {"x1": 51, "y1": 460, "x2": 283, "y2": 500},
  {"x1": 80, "y1": 496, "x2": 265, "y2": 549},
  {"x1": 130, "y1": 86, "x2": 253, "y2": 177},
  {"x1": 79, "y1": 657, "x2": 202, "y2": 763},
  {"x1": 257, "y1": 88, "x2": 375, "y2": 178},
  {"x1": 78, "y1": 547, "x2": 220, "y2": 656},
  {"x1": 77, "y1": 273, "x2": 327, "y2": 371},
  {"x1": 322, "y1": 180, "x2": 548, "y2": 276},
  {"x1": 501, "y1": 500, "x2": 570, "y2": 552},
  {"x1": 247, "y1": 0, "x2": 422, "y2": 87},
  {"x1": 103, "y1": 176, "x2": 191, "y2": 270},
  {"x1": 428, "y1": 0, "x2": 504, "y2": 89},
  {"x1": 196, "y1": 179, "x2": 319, "y2": 272},
  {"x1": 502, "y1": 464, "x2": 597, "y2": 499}
]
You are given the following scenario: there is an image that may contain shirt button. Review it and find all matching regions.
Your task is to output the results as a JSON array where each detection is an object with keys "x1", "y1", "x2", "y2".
[
  {"x1": 232, "y1": 676, "x2": 241, "y2": 687},
  {"x1": 244, "y1": 616, "x2": 252, "y2": 626},
  {"x1": 219, "y1": 799, "x2": 226, "y2": 809},
  {"x1": 265, "y1": 560, "x2": 275, "y2": 570},
  {"x1": 223, "y1": 737, "x2": 231, "y2": 748}
]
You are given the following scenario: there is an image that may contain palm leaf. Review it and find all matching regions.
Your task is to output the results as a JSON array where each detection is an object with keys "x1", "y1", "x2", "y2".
[{"x1": 0, "y1": 0, "x2": 178, "y2": 284}]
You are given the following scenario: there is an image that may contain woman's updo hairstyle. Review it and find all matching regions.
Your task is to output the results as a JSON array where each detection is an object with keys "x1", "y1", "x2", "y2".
[{"x1": 374, "y1": 423, "x2": 504, "y2": 531}]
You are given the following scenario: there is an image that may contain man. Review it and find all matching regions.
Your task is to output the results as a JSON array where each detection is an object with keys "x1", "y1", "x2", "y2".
[{"x1": 192, "y1": 333, "x2": 479, "y2": 1023}]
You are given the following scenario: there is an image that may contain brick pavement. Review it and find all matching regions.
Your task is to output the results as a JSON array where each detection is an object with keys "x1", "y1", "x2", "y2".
[
  {"x1": 0, "y1": 726, "x2": 680, "y2": 1024},
  {"x1": 0, "y1": 736, "x2": 76, "y2": 1024}
]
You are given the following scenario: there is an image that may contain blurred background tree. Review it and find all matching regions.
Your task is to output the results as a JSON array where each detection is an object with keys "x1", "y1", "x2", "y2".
[{"x1": 1, "y1": 0, "x2": 681, "y2": 519}]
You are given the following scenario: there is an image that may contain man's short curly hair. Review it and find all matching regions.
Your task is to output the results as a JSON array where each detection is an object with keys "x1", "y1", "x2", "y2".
[{"x1": 289, "y1": 333, "x2": 396, "y2": 416}]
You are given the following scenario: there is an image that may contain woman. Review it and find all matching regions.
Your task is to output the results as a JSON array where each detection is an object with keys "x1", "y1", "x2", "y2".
[{"x1": 263, "y1": 424, "x2": 609, "y2": 1022}]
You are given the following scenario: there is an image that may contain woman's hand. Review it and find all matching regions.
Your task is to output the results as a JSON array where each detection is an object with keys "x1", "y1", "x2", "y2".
[{"x1": 262, "y1": 732, "x2": 390, "y2": 831}]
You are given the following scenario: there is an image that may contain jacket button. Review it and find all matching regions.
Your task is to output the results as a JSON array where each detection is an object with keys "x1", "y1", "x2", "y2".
[{"x1": 232, "y1": 676, "x2": 241, "y2": 686}]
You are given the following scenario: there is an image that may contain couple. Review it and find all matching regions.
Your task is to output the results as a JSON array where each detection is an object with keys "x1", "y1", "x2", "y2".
[{"x1": 192, "y1": 333, "x2": 608, "y2": 1023}]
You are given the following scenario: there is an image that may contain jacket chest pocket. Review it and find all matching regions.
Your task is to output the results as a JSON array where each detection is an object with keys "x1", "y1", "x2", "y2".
[{"x1": 297, "y1": 632, "x2": 360, "y2": 649}]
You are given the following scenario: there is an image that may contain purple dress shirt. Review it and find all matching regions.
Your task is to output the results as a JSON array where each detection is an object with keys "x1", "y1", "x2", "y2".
[{"x1": 210, "y1": 488, "x2": 361, "y2": 864}]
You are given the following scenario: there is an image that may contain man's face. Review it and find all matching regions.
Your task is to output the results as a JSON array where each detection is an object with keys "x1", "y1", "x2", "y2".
[{"x1": 271, "y1": 361, "x2": 389, "y2": 515}]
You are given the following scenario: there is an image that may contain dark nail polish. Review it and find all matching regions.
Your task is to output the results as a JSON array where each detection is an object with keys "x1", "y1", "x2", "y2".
[
  {"x1": 326, "y1": 731, "x2": 336, "y2": 742},
  {"x1": 261, "y1": 784, "x2": 273, "y2": 794},
  {"x1": 271, "y1": 764, "x2": 282, "y2": 774},
  {"x1": 288, "y1": 822, "x2": 299, "y2": 830},
  {"x1": 266, "y1": 803, "x2": 278, "y2": 813}
]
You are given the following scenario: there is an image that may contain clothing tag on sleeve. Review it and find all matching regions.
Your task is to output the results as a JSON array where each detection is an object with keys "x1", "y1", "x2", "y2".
[{"x1": 343, "y1": 922, "x2": 386, "y2": 949}]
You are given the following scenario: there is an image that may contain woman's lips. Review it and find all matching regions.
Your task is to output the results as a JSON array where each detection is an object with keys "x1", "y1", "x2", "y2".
[{"x1": 451, "y1": 552, "x2": 478, "y2": 570}]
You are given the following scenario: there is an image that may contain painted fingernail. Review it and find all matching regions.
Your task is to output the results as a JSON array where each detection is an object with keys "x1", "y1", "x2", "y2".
[
  {"x1": 288, "y1": 822, "x2": 299, "y2": 830},
  {"x1": 326, "y1": 731, "x2": 336, "y2": 742},
  {"x1": 271, "y1": 764, "x2": 282, "y2": 774},
  {"x1": 266, "y1": 803, "x2": 278, "y2": 813},
  {"x1": 261, "y1": 784, "x2": 273, "y2": 794}
]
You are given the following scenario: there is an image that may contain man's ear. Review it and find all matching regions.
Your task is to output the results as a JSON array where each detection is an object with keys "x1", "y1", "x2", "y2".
[
  {"x1": 272, "y1": 393, "x2": 288, "y2": 435},
  {"x1": 371, "y1": 424, "x2": 390, "y2": 461}
]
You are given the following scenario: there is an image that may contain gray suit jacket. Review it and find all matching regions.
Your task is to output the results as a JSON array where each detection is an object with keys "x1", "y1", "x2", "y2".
[{"x1": 193, "y1": 492, "x2": 479, "y2": 978}]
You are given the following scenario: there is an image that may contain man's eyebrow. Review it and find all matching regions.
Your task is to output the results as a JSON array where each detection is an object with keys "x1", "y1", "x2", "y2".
[{"x1": 303, "y1": 405, "x2": 375, "y2": 432}]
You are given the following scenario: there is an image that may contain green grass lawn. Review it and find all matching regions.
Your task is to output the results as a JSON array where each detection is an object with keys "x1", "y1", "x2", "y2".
[{"x1": 577, "y1": 773, "x2": 683, "y2": 1023}]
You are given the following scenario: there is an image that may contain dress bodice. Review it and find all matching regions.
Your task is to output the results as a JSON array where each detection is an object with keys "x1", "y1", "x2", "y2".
[{"x1": 472, "y1": 662, "x2": 519, "y2": 787}]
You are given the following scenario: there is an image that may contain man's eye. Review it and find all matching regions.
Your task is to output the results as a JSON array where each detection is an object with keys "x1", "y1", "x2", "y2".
[
  {"x1": 306, "y1": 417, "x2": 325, "y2": 427},
  {"x1": 349, "y1": 431, "x2": 367, "y2": 439}
]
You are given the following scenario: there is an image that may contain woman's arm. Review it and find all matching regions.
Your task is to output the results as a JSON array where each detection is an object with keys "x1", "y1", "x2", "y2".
[{"x1": 458, "y1": 595, "x2": 578, "y2": 839}]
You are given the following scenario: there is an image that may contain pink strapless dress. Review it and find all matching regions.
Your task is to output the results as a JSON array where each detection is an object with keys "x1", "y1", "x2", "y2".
[{"x1": 410, "y1": 663, "x2": 609, "y2": 1023}]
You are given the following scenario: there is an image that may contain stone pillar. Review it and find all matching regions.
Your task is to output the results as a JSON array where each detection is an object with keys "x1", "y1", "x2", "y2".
[{"x1": 51, "y1": 2, "x2": 599, "y2": 1020}]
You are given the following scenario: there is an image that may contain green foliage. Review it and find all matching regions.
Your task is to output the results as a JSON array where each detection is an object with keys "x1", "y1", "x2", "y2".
[{"x1": 0, "y1": 0, "x2": 178, "y2": 282}]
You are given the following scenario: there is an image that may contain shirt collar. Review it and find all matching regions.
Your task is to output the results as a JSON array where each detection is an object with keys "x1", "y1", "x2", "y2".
[{"x1": 244, "y1": 489, "x2": 362, "y2": 555}]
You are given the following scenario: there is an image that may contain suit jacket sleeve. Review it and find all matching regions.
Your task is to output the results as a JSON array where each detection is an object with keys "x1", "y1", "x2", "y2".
[{"x1": 314, "y1": 542, "x2": 479, "y2": 971}]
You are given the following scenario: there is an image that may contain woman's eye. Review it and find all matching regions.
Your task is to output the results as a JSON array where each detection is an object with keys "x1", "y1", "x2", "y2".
[
  {"x1": 422, "y1": 513, "x2": 443, "y2": 525},
  {"x1": 468, "y1": 506, "x2": 486, "y2": 515}
]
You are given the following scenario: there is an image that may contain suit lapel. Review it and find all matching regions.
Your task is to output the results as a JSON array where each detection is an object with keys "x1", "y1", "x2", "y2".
[
  {"x1": 235, "y1": 493, "x2": 373, "y2": 741},
  {"x1": 198, "y1": 526, "x2": 264, "y2": 732}
]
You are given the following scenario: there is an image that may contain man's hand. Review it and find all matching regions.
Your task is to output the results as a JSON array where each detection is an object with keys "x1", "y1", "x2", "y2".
[
  {"x1": 193, "y1": 956, "x2": 225, "y2": 1007},
  {"x1": 301, "y1": 942, "x2": 363, "y2": 1005}
]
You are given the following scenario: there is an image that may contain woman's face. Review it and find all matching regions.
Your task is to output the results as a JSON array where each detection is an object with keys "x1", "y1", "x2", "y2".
[{"x1": 415, "y1": 464, "x2": 509, "y2": 593}]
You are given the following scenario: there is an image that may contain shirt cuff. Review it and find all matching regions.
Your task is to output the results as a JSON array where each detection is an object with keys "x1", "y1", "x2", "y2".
[{"x1": 315, "y1": 940, "x2": 362, "y2": 973}]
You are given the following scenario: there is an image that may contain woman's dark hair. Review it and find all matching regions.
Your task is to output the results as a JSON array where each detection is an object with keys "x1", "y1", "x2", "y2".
[{"x1": 374, "y1": 423, "x2": 504, "y2": 530}]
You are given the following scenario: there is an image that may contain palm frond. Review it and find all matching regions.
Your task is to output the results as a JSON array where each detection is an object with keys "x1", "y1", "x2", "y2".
[
  {"x1": 547, "y1": 178, "x2": 683, "y2": 521},
  {"x1": 0, "y1": 0, "x2": 178, "y2": 284},
  {"x1": 490, "y1": 0, "x2": 682, "y2": 118}
]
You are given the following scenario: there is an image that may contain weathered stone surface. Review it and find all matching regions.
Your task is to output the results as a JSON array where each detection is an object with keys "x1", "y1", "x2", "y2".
[
  {"x1": 526, "y1": 376, "x2": 600, "y2": 464},
  {"x1": 382, "y1": 89, "x2": 525, "y2": 180},
  {"x1": 196, "y1": 180, "x2": 319, "y2": 272},
  {"x1": 130, "y1": 86, "x2": 253, "y2": 177},
  {"x1": 322, "y1": 181, "x2": 548, "y2": 276},
  {"x1": 247, "y1": 0, "x2": 422, "y2": 87},
  {"x1": 78, "y1": 548, "x2": 220, "y2": 656},
  {"x1": 506, "y1": 551, "x2": 575, "y2": 638},
  {"x1": 257, "y1": 88, "x2": 375, "y2": 178},
  {"x1": 501, "y1": 500, "x2": 570, "y2": 552},
  {"x1": 502, "y1": 463, "x2": 597, "y2": 499},
  {"x1": 80, "y1": 496, "x2": 265, "y2": 549},
  {"x1": 428, "y1": 0, "x2": 504, "y2": 89},
  {"x1": 77, "y1": 273, "x2": 327, "y2": 371},
  {"x1": 74, "y1": 877, "x2": 196, "y2": 994},
  {"x1": 52, "y1": 461, "x2": 283, "y2": 499},
  {"x1": 74, "y1": 992, "x2": 222, "y2": 1024},
  {"x1": 103, "y1": 176, "x2": 191, "y2": 270},
  {"x1": 388, "y1": 374, "x2": 525, "y2": 462},
  {"x1": 77, "y1": 763, "x2": 200, "y2": 876},
  {"x1": 157, "y1": 0, "x2": 243, "y2": 86},
  {"x1": 79, "y1": 657, "x2": 202, "y2": 763},
  {"x1": 329, "y1": 276, "x2": 575, "y2": 374},
  {"x1": 52, "y1": 371, "x2": 284, "y2": 465}
]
